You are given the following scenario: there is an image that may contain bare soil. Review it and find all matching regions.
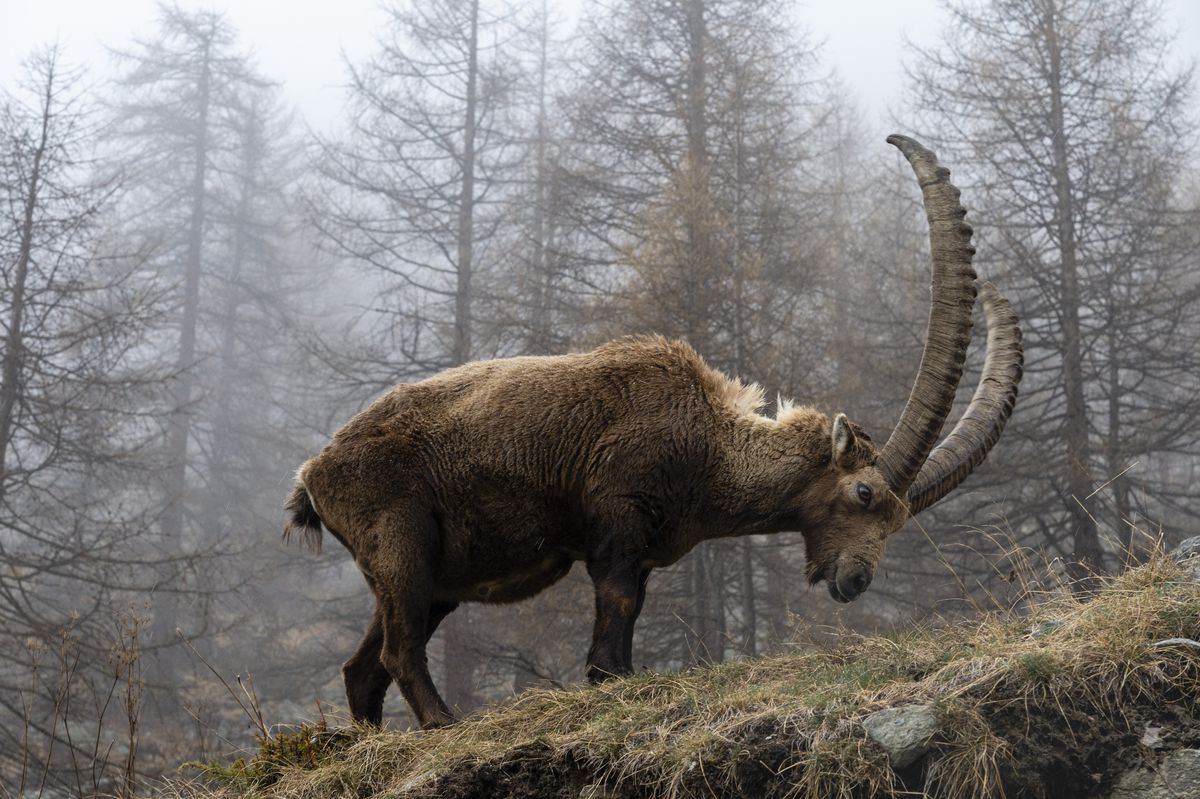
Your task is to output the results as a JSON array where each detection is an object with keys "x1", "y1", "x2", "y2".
[{"x1": 424, "y1": 681, "x2": 1200, "y2": 799}]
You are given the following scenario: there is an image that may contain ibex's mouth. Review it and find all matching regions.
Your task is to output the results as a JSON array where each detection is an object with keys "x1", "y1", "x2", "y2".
[
  {"x1": 829, "y1": 580, "x2": 858, "y2": 604},
  {"x1": 816, "y1": 558, "x2": 873, "y2": 604}
]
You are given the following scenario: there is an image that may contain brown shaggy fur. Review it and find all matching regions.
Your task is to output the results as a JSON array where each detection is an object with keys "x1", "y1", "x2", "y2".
[{"x1": 286, "y1": 335, "x2": 908, "y2": 729}]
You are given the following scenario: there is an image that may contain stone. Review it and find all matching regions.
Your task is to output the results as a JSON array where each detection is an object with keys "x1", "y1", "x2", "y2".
[
  {"x1": 1109, "y1": 749, "x2": 1200, "y2": 799},
  {"x1": 862, "y1": 704, "x2": 940, "y2": 769},
  {"x1": 1167, "y1": 537, "x2": 1200, "y2": 582},
  {"x1": 1152, "y1": 638, "x2": 1200, "y2": 650},
  {"x1": 1170, "y1": 537, "x2": 1200, "y2": 562},
  {"x1": 1140, "y1": 724, "x2": 1164, "y2": 750},
  {"x1": 1030, "y1": 619, "x2": 1065, "y2": 638}
]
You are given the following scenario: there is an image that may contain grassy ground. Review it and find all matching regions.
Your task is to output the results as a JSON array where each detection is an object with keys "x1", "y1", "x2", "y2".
[{"x1": 168, "y1": 555, "x2": 1200, "y2": 799}]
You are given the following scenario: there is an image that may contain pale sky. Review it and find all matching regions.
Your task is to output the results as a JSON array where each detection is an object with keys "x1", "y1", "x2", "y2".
[{"x1": 1, "y1": 0, "x2": 1198, "y2": 134}]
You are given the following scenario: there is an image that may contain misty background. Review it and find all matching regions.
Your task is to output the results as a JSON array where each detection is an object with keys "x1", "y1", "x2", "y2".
[{"x1": 1, "y1": 0, "x2": 1198, "y2": 794}]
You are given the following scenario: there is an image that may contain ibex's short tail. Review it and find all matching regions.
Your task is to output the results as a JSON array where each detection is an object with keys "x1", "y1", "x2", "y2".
[{"x1": 283, "y1": 473, "x2": 324, "y2": 553}]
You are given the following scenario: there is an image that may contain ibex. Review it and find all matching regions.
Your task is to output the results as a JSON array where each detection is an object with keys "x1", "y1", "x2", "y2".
[{"x1": 285, "y1": 136, "x2": 1023, "y2": 729}]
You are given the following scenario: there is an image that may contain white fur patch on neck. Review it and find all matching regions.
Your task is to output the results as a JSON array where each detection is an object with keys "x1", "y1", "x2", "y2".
[
  {"x1": 774, "y1": 394, "x2": 807, "y2": 424},
  {"x1": 714, "y1": 372, "x2": 801, "y2": 425},
  {"x1": 714, "y1": 372, "x2": 766, "y2": 417}
]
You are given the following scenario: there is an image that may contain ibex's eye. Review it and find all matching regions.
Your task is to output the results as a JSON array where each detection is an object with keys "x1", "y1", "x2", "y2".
[{"x1": 856, "y1": 483, "x2": 873, "y2": 506}]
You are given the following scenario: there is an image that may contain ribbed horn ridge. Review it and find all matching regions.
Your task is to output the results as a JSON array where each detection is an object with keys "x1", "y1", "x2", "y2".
[
  {"x1": 906, "y1": 282, "x2": 1023, "y2": 514},
  {"x1": 877, "y1": 134, "x2": 978, "y2": 495}
]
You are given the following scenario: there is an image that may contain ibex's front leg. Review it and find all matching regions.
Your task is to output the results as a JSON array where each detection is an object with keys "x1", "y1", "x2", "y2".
[
  {"x1": 622, "y1": 568, "x2": 650, "y2": 672},
  {"x1": 585, "y1": 521, "x2": 649, "y2": 682}
]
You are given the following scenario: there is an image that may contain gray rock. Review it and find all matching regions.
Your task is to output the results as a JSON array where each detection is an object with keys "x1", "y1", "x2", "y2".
[
  {"x1": 1152, "y1": 638, "x2": 1200, "y2": 650},
  {"x1": 1170, "y1": 537, "x2": 1200, "y2": 562},
  {"x1": 1110, "y1": 749, "x2": 1200, "y2": 799},
  {"x1": 1030, "y1": 619, "x2": 1065, "y2": 638},
  {"x1": 1168, "y1": 537, "x2": 1200, "y2": 582},
  {"x1": 862, "y1": 704, "x2": 940, "y2": 769},
  {"x1": 1140, "y1": 724, "x2": 1164, "y2": 750}
]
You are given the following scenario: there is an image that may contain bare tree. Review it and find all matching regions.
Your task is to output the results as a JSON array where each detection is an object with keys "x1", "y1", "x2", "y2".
[
  {"x1": 488, "y1": 1, "x2": 587, "y2": 356},
  {"x1": 104, "y1": 6, "x2": 340, "y2": 764},
  {"x1": 312, "y1": 0, "x2": 528, "y2": 714},
  {"x1": 908, "y1": 0, "x2": 1198, "y2": 575},
  {"x1": 562, "y1": 0, "x2": 831, "y2": 665},
  {"x1": 0, "y1": 44, "x2": 174, "y2": 791},
  {"x1": 108, "y1": 5, "x2": 279, "y2": 661}
]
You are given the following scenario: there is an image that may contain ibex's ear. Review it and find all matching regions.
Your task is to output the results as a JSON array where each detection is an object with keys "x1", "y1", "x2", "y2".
[{"x1": 832, "y1": 413, "x2": 856, "y2": 468}]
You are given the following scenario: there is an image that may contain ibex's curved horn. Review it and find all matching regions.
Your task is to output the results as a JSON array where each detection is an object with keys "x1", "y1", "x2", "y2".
[
  {"x1": 877, "y1": 135, "x2": 977, "y2": 494},
  {"x1": 906, "y1": 282, "x2": 1023, "y2": 514}
]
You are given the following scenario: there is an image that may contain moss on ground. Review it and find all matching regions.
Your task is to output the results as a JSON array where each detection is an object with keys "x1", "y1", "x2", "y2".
[{"x1": 165, "y1": 556, "x2": 1200, "y2": 799}]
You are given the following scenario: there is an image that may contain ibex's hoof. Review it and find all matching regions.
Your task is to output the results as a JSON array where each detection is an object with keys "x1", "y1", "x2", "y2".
[
  {"x1": 419, "y1": 710, "x2": 456, "y2": 730},
  {"x1": 586, "y1": 664, "x2": 631, "y2": 684}
]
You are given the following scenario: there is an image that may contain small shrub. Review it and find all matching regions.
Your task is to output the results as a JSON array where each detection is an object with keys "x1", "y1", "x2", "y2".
[{"x1": 185, "y1": 722, "x2": 347, "y2": 791}]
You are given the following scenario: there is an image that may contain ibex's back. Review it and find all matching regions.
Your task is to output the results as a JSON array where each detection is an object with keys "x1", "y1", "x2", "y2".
[{"x1": 285, "y1": 136, "x2": 1024, "y2": 730}]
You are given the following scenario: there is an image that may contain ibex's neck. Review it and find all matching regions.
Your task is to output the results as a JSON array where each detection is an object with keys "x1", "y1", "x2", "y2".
[{"x1": 705, "y1": 407, "x2": 832, "y2": 537}]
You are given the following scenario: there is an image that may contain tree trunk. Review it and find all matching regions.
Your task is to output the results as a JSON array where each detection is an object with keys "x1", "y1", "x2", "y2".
[
  {"x1": 683, "y1": 0, "x2": 724, "y2": 664},
  {"x1": 1044, "y1": 2, "x2": 1104, "y2": 580},
  {"x1": 188, "y1": 142, "x2": 243, "y2": 662},
  {"x1": 154, "y1": 30, "x2": 213, "y2": 649},
  {"x1": 528, "y1": 4, "x2": 551, "y2": 354},
  {"x1": 1106, "y1": 328, "x2": 1136, "y2": 562},
  {"x1": 0, "y1": 59, "x2": 53, "y2": 508},
  {"x1": 443, "y1": 0, "x2": 481, "y2": 712},
  {"x1": 204, "y1": 125, "x2": 257, "y2": 542},
  {"x1": 712, "y1": 550, "x2": 727, "y2": 663},
  {"x1": 728, "y1": 67, "x2": 758, "y2": 659},
  {"x1": 452, "y1": 0, "x2": 479, "y2": 368},
  {"x1": 740, "y1": 538, "x2": 758, "y2": 657},
  {"x1": 763, "y1": 555, "x2": 790, "y2": 652}
]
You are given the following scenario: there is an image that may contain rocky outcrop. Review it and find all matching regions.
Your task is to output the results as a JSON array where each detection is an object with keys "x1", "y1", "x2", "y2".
[
  {"x1": 1110, "y1": 749, "x2": 1200, "y2": 799},
  {"x1": 863, "y1": 705, "x2": 940, "y2": 769}
]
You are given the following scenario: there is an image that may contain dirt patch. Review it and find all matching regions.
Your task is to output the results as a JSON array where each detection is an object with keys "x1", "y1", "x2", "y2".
[
  {"x1": 717, "y1": 719, "x2": 810, "y2": 797},
  {"x1": 425, "y1": 724, "x2": 864, "y2": 798},
  {"x1": 422, "y1": 682, "x2": 1200, "y2": 799},
  {"x1": 428, "y1": 743, "x2": 597, "y2": 799},
  {"x1": 958, "y1": 679, "x2": 1200, "y2": 799},
  {"x1": 981, "y1": 696, "x2": 1140, "y2": 798}
]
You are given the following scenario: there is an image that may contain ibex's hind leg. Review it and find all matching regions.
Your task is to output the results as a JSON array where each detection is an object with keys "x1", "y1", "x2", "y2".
[
  {"x1": 343, "y1": 606, "x2": 389, "y2": 725},
  {"x1": 426, "y1": 602, "x2": 457, "y2": 643},
  {"x1": 342, "y1": 601, "x2": 459, "y2": 727},
  {"x1": 376, "y1": 593, "x2": 455, "y2": 729},
  {"x1": 369, "y1": 511, "x2": 455, "y2": 730}
]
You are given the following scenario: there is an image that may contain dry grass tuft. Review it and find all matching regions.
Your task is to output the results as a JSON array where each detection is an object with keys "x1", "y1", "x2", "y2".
[{"x1": 162, "y1": 553, "x2": 1200, "y2": 798}]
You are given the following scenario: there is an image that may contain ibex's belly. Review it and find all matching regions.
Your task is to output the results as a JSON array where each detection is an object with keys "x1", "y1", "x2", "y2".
[
  {"x1": 450, "y1": 550, "x2": 576, "y2": 603},
  {"x1": 432, "y1": 484, "x2": 583, "y2": 604}
]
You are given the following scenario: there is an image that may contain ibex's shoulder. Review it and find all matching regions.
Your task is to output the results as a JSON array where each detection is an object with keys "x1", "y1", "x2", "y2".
[
  {"x1": 591, "y1": 335, "x2": 770, "y2": 421},
  {"x1": 590, "y1": 333, "x2": 699, "y2": 362},
  {"x1": 588, "y1": 336, "x2": 829, "y2": 428}
]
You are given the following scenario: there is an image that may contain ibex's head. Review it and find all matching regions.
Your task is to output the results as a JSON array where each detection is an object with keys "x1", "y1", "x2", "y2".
[{"x1": 800, "y1": 135, "x2": 1024, "y2": 603}]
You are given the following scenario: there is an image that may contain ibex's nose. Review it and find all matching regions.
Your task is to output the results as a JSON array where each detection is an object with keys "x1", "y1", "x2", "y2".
[{"x1": 831, "y1": 562, "x2": 874, "y2": 603}]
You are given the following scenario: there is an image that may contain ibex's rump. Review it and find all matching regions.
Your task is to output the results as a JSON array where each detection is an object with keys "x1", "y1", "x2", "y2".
[{"x1": 285, "y1": 136, "x2": 1023, "y2": 729}]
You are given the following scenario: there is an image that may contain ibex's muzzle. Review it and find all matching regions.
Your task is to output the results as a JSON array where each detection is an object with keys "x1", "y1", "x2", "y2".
[{"x1": 829, "y1": 559, "x2": 874, "y2": 603}]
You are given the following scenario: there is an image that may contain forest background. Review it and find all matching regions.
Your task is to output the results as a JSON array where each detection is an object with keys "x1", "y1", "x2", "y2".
[{"x1": 1, "y1": 0, "x2": 1197, "y2": 792}]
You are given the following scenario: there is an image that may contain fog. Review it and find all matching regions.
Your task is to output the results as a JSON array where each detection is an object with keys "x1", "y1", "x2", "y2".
[
  {"x1": 15, "y1": 0, "x2": 1195, "y2": 128},
  {"x1": 1, "y1": 0, "x2": 1198, "y2": 793}
]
